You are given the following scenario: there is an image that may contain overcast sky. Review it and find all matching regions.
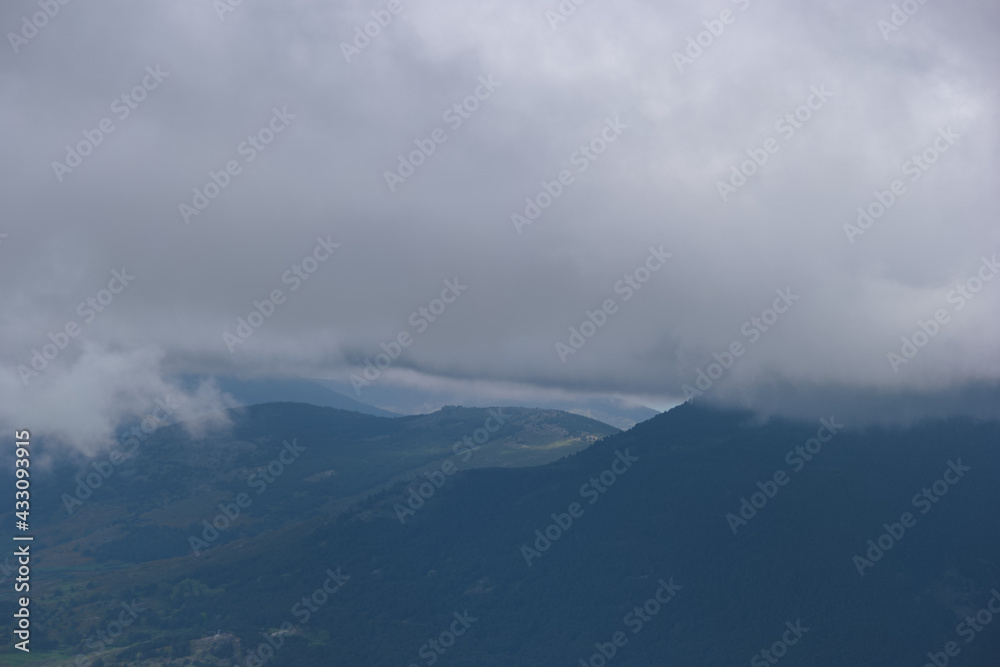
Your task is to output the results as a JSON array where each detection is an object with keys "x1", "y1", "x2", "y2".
[{"x1": 2, "y1": 0, "x2": 998, "y2": 449}]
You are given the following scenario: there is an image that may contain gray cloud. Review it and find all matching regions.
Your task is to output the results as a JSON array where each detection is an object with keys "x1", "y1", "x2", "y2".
[{"x1": 1, "y1": 0, "x2": 998, "y2": 445}]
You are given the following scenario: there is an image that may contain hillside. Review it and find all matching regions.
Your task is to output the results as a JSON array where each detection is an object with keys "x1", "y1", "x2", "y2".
[
  {"x1": 6, "y1": 403, "x2": 1000, "y2": 666},
  {"x1": 8, "y1": 404, "x2": 617, "y2": 571}
]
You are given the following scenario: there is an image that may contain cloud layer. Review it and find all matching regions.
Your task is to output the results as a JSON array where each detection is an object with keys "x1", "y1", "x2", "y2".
[{"x1": 2, "y1": 0, "x2": 998, "y2": 444}]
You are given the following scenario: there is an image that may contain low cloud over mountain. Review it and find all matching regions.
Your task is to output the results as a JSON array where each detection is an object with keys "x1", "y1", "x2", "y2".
[{"x1": 2, "y1": 0, "x2": 998, "y2": 444}]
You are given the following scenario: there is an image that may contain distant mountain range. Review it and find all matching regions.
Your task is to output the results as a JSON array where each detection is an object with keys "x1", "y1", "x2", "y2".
[
  {"x1": 6, "y1": 402, "x2": 999, "y2": 666},
  {"x1": 313, "y1": 377, "x2": 662, "y2": 429},
  {"x1": 179, "y1": 374, "x2": 661, "y2": 429}
]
